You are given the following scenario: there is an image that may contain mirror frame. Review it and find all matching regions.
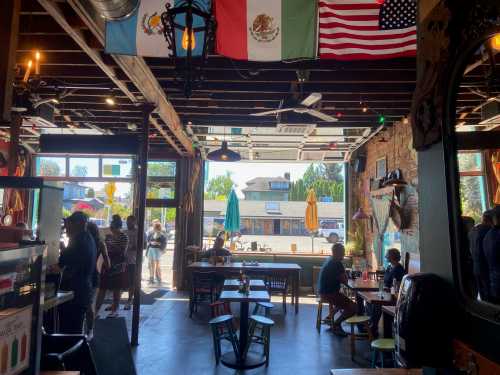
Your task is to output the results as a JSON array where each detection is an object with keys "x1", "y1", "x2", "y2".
[{"x1": 443, "y1": 25, "x2": 500, "y2": 324}]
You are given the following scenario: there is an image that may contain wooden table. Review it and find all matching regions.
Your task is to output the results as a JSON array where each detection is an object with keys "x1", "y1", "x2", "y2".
[
  {"x1": 188, "y1": 262, "x2": 301, "y2": 313},
  {"x1": 330, "y1": 370, "x2": 421, "y2": 375},
  {"x1": 346, "y1": 279, "x2": 380, "y2": 292},
  {"x1": 382, "y1": 305, "x2": 396, "y2": 338},
  {"x1": 223, "y1": 279, "x2": 266, "y2": 290},
  {"x1": 357, "y1": 291, "x2": 396, "y2": 306},
  {"x1": 219, "y1": 290, "x2": 271, "y2": 369},
  {"x1": 41, "y1": 372, "x2": 80, "y2": 375}
]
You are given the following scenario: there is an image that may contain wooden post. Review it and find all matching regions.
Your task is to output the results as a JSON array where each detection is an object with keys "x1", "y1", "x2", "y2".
[
  {"x1": 0, "y1": 0, "x2": 20, "y2": 123},
  {"x1": 7, "y1": 114, "x2": 21, "y2": 176},
  {"x1": 131, "y1": 104, "x2": 153, "y2": 346}
]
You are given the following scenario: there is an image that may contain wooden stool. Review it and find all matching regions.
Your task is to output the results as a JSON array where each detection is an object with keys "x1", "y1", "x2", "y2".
[
  {"x1": 208, "y1": 315, "x2": 239, "y2": 365},
  {"x1": 253, "y1": 301, "x2": 274, "y2": 317},
  {"x1": 316, "y1": 299, "x2": 336, "y2": 332},
  {"x1": 371, "y1": 338, "x2": 396, "y2": 368},
  {"x1": 247, "y1": 315, "x2": 274, "y2": 367},
  {"x1": 344, "y1": 315, "x2": 372, "y2": 361}
]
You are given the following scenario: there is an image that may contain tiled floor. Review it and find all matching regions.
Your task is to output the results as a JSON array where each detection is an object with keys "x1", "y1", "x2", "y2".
[{"x1": 128, "y1": 292, "x2": 371, "y2": 375}]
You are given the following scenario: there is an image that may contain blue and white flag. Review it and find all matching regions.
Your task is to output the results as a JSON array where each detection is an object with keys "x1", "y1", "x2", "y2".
[{"x1": 105, "y1": 0, "x2": 210, "y2": 57}]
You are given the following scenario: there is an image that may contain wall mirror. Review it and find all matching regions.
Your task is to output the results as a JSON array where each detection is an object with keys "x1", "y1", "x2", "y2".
[{"x1": 448, "y1": 32, "x2": 500, "y2": 321}]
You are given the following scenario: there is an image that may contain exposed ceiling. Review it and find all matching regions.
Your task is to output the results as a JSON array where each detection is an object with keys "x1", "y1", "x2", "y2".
[{"x1": 10, "y1": 0, "x2": 422, "y2": 162}]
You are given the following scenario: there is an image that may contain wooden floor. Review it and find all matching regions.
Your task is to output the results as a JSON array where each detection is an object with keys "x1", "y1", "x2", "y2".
[{"x1": 126, "y1": 292, "x2": 371, "y2": 374}]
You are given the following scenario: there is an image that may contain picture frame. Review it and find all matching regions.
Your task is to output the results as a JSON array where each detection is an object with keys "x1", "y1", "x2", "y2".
[{"x1": 375, "y1": 157, "x2": 387, "y2": 179}]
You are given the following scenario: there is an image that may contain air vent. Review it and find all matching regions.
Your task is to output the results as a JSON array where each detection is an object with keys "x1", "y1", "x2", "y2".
[
  {"x1": 300, "y1": 150, "x2": 325, "y2": 161},
  {"x1": 277, "y1": 123, "x2": 316, "y2": 135}
]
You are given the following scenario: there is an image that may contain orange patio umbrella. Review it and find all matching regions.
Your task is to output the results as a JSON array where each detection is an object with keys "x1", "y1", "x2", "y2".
[{"x1": 305, "y1": 189, "x2": 319, "y2": 252}]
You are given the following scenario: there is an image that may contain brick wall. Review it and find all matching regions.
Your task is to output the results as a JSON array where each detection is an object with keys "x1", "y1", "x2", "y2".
[{"x1": 348, "y1": 119, "x2": 419, "y2": 269}]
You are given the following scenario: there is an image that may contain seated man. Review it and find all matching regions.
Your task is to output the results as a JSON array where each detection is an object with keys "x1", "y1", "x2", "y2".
[
  {"x1": 202, "y1": 236, "x2": 232, "y2": 258},
  {"x1": 369, "y1": 248, "x2": 405, "y2": 337},
  {"x1": 318, "y1": 243, "x2": 356, "y2": 336}
]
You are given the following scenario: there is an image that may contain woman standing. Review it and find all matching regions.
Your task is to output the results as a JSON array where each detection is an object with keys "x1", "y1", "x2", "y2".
[
  {"x1": 146, "y1": 221, "x2": 167, "y2": 284},
  {"x1": 96, "y1": 215, "x2": 128, "y2": 317},
  {"x1": 86, "y1": 222, "x2": 110, "y2": 334}
]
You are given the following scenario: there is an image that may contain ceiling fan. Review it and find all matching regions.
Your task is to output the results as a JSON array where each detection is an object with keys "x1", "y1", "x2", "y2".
[{"x1": 249, "y1": 82, "x2": 338, "y2": 122}]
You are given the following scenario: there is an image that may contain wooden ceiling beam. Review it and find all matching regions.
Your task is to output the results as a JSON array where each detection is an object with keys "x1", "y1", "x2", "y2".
[
  {"x1": 67, "y1": 0, "x2": 193, "y2": 156},
  {"x1": 182, "y1": 118, "x2": 379, "y2": 128}
]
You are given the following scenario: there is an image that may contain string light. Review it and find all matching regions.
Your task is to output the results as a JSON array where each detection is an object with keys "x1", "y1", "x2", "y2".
[
  {"x1": 362, "y1": 106, "x2": 368, "y2": 113},
  {"x1": 402, "y1": 117, "x2": 409, "y2": 124},
  {"x1": 492, "y1": 33, "x2": 500, "y2": 51},
  {"x1": 378, "y1": 115, "x2": 385, "y2": 124},
  {"x1": 105, "y1": 97, "x2": 115, "y2": 106},
  {"x1": 336, "y1": 112, "x2": 343, "y2": 118}
]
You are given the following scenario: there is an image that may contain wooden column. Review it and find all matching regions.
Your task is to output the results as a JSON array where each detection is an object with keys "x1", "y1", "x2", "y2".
[
  {"x1": 0, "y1": 0, "x2": 20, "y2": 123},
  {"x1": 172, "y1": 158, "x2": 204, "y2": 290},
  {"x1": 131, "y1": 104, "x2": 153, "y2": 346},
  {"x1": 7, "y1": 114, "x2": 21, "y2": 175}
]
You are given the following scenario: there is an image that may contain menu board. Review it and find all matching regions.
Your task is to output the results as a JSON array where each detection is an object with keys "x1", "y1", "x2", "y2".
[{"x1": 0, "y1": 306, "x2": 32, "y2": 375}]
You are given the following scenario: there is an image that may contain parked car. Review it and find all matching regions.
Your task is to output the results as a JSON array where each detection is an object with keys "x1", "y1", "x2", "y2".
[{"x1": 318, "y1": 220, "x2": 344, "y2": 243}]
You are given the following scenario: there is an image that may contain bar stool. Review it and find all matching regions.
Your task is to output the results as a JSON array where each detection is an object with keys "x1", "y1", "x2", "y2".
[
  {"x1": 371, "y1": 338, "x2": 396, "y2": 368},
  {"x1": 208, "y1": 315, "x2": 239, "y2": 365},
  {"x1": 247, "y1": 315, "x2": 274, "y2": 366},
  {"x1": 316, "y1": 298, "x2": 337, "y2": 332},
  {"x1": 253, "y1": 301, "x2": 274, "y2": 317},
  {"x1": 344, "y1": 315, "x2": 372, "y2": 360}
]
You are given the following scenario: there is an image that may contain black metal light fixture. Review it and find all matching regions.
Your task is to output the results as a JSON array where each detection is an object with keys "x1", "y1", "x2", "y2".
[
  {"x1": 161, "y1": 0, "x2": 216, "y2": 97},
  {"x1": 207, "y1": 141, "x2": 241, "y2": 162}
]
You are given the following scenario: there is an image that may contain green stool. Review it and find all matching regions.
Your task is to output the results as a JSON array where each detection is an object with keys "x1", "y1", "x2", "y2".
[
  {"x1": 253, "y1": 302, "x2": 274, "y2": 317},
  {"x1": 247, "y1": 315, "x2": 274, "y2": 367},
  {"x1": 208, "y1": 315, "x2": 239, "y2": 365},
  {"x1": 345, "y1": 315, "x2": 372, "y2": 361},
  {"x1": 371, "y1": 338, "x2": 396, "y2": 368}
]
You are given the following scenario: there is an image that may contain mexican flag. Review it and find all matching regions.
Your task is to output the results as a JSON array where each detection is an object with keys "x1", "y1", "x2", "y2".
[{"x1": 215, "y1": 0, "x2": 317, "y2": 61}]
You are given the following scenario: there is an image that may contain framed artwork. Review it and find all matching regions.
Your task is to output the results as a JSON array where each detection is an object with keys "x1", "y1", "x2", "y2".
[{"x1": 375, "y1": 157, "x2": 387, "y2": 179}]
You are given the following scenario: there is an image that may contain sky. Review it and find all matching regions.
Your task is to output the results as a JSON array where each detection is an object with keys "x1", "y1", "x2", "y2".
[{"x1": 206, "y1": 162, "x2": 312, "y2": 198}]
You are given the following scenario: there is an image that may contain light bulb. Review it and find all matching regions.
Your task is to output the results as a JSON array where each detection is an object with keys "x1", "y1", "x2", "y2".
[
  {"x1": 182, "y1": 27, "x2": 196, "y2": 50},
  {"x1": 403, "y1": 117, "x2": 409, "y2": 124},
  {"x1": 221, "y1": 154, "x2": 228, "y2": 161},
  {"x1": 362, "y1": 107, "x2": 368, "y2": 113},
  {"x1": 35, "y1": 51, "x2": 40, "y2": 61},
  {"x1": 51, "y1": 98, "x2": 60, "y2": 104},
  {"x1": 492, "y1": 34, "x2": 500, "y2": 51},
  {"x1": 105, "y1": 97, "x2": 115, "y2": 106}
]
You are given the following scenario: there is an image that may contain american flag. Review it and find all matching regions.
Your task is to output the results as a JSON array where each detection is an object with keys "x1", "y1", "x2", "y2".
[{"x1": 318, "y1": 0, "x2": 417, "y2": 60}]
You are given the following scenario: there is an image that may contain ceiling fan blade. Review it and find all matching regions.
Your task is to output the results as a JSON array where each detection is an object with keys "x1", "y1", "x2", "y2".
[
  {"x1": 300, "y1": 92, "x2": 322, "y2": 107},
  {"x1": 250, "y1": 108, "x2": 293, "y2": 116},
  {"x1": 306, "y1": 109, "x2": 338, "y2": 122}
]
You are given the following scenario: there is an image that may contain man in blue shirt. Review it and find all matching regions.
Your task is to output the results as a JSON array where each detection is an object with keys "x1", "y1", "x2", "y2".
[
  {"x1": 369, "y1": 248, "x2": 405, "y2": 337},
  {"x1": 483, "y1": 207, "x2": 500, "y2": 304},
  {"x1": 318, "y1": 243, "x2": 356, "y2": 336},
  {"x1": 59, "y1": 211, "x2": 96, "y2": 334}
]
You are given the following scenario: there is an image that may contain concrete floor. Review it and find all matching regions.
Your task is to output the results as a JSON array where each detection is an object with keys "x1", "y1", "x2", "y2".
[{"x1": 129, "y1": 293, "x2": 371, "y2": 375}]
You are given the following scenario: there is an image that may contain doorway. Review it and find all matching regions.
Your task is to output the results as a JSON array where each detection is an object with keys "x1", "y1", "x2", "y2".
[{"x1": 273, "y1": 219, "x2": 281, "y2": 235}]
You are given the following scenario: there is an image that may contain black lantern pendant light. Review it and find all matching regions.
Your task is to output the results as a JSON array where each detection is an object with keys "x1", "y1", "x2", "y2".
[
  {"x1": 161, "y1": 0, "x2": 216, "y2": 97},
  {"x1": 207, "y1": 141, "x2": 241, "y2": 162}
]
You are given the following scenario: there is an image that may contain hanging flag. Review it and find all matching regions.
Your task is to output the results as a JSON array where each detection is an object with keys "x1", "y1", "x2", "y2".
[
  {"x1": 215, "y1": 0, "x2": 317, "y2": 61},
  {"x1": 105, "y1": 0, "x2": 210, "y2": 57},
  {"x1": 318, "y1": 0, "x2": 417, "y2": 60}
]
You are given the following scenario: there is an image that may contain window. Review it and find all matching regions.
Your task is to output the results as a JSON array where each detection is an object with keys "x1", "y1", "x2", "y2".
[
  {"x1": 147, "y1": 161, "x2": 176, "y2": 177},
  {"x1": 458, "y1": 152, "x2": 488, "y2": 223},
  {"x1": 269, "y1": 181, "x2": 289, "y2": 190},
  {"x1": 265, "y1": 201, "x2": 281, "y2": 214},
  {"x1": 69, "y1": 157, "x2": 99, "y2": 178},
  {"x1": 36, "y1": 157, "x2": 66, "y2": 177},
  {"x1": 102, "y1": 158, "x2": 133, "y2": 178}
]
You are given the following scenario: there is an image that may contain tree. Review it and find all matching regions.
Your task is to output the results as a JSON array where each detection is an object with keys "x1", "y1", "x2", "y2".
[
  {"x1": 40, "y1": 159, "x2": 61, "y2": 176},
  {"x1": 86, "y1": 188, "x2": 96, "y2": 198},
  {"x1": 71, "y1": 165, "x2": 88, "y2": 177},
  {"x1": 147, "y1": 161, "x2": 175, "y2": 177},
  {"x1": 324, "y1": 163, "x2": 343, "y2": 183},
  {"x1": 205, "y1": 172, "x2": 234, "y2": 200},
  {"x1": 289, "y1": 163, "x2": 344, "y2": 202},
  {"x1": 458, "y1": 153, "x2": 483, "y2": 223}
]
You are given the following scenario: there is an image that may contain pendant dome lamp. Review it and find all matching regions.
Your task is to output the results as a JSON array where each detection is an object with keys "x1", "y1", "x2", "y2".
[{"x1": 207, "y1": 141, "x2": 241, "y2": 162}]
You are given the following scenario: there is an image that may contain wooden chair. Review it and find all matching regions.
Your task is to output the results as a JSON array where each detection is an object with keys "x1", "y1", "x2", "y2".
[
  {"x1": 316, "y1": 298, "x2": 337, "y2": 332},
  {"x1": 190, "y1": 271, "x2": 217, "y2": 317},
  {"x1": 265, "y1": 273, "x2": 289, "y2": 313}
]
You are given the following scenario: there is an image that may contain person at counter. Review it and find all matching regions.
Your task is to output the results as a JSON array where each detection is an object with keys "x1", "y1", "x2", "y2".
[
  {"x1": 58, "y1": 211, "x2": 96, "y2": 334},
  {"x1": 318, "y1": 243, "x2": 356, "y2": 337},
  {"x1": 202, "y1": 236, "x2": 232, "y2": 258},
  {"x1": 368, "y1": 248, "x2": 404, "y2": 337}
]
